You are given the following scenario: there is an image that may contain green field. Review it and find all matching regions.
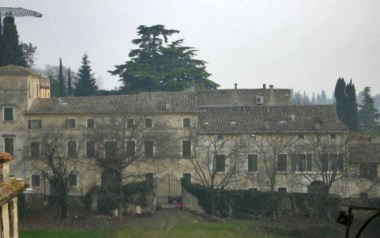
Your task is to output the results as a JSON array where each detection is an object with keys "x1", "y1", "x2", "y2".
[{"x1": 20, "y1": 220, "x2": 279, "y2": 238}]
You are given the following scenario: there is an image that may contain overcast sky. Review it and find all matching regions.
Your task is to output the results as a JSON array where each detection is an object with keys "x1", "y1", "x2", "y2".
[{"x1": 3, "y1": 0, "x2": 380, "y2": 96}]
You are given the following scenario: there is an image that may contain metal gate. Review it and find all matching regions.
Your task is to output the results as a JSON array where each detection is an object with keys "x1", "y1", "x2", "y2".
[{"x1": 156, "y1": 173, "x2": 182, "y2": 208}]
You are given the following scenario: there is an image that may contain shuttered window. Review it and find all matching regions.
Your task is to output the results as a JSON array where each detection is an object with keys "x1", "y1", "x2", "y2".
[
  {"x1": 127, "y1": 141, "x2": 136, "y2": 157},
  {"x1": 248, "y1": 154, "x2": 258, "y2": 172},
  {"x1": 86, "y1": 141, "x2": 95, "y2": 158},
  {"x1": 144, "y1": 141, "x2": 154, "y2": 157},
  {"x1": 215, "y1": 154, "x2": 225, "y2": 172},
  {"x1": 182, "y1": 140, "x2": 191, "y2": 157}
]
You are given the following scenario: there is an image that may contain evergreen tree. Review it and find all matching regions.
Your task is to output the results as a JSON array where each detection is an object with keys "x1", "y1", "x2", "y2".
[
  {"x1": 312, "y1": 93, "x2": 316, "y2": 104},
  {"x1": 110, "y1": 25, "x2": 218, "y2": 92},
  {"x1": 0, "y1": 17, "x2": 26, "y2": 67},
  {"x1": 67, "y1": 68, "x2": 72, "y2": 96},
  {"x1": 345, "y1": 80, "x2": 359, "y2": 131},
  {"x1": 58, "y1": 58, "x2": 66, "y2": 97},
  {"x1": 358, "y1": 87, "x2": 380, "y2": 134},
  {"x1": 320, "y1": 90, "x2": 327, "y2": 104},
  {"x1": 74, "y1": 53, "x2": 98, "y2": 96},
  {"x1": 334, "y1": 78, "x2": 346, "y2": 122}
]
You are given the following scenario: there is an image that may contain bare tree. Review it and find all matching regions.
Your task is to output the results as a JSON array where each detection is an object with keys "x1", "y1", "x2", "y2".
[
  {"x1": 182, "y1": 130, "x2": 249, "y2": 216},
  {"x1": 85, "y1": 113, "x2": 170, "y2": 219},
  {"x1": 24, "y1": 127, "x2": 83, "y2": 219}
]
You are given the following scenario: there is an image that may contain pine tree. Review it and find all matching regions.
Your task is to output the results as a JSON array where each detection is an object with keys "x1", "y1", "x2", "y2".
[
  {"x1": 312, "y1": 93, "x2": 316, "y2": 104},
  {"x1": 110, "y1": 25, "x2": 218, "y2": 92},
  {"x1": 320, "y1": 90, "x2": 327, "y2": 104},
  {"x1": 0, "y1": 17, "x2": 26, "y2": 67},
  {"x1": 58, "y1": 58, "x2": 66, "y2": 97},
  {"x1": 334, "y1": 78, "x2": 346, "y2": 122},
  {"x1": 67, "y1": 68, "x2": 72, "y2": 96},
  {"x1": 345, "y1": 80, "x2": 359, "y2": 131},
  {"x1": 74, "y1": 53, "x2": 98, "y2": 96},
  {"x1": 358, "y1": 87, "x2": 380, "y2": 134}
]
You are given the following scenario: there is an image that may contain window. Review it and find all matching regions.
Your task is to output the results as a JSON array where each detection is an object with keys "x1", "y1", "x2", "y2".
[
  {"x1": 248, "y1": 154, "x2": 258, "y2": 172},
  {"x1": 249, "y1": 187, "x2": 259, "y2": 191},
  {"x1": 298, "y1": 133, "x2": 304, "y2": 139},
  {"x1": 330, "y1": 133, "x2": 336, "y2": 139},
  {"x1": 144, "y1": 141, "x2": 154, "y2": 157},
  {"x1": 278, "y1": 187, "x2": 287, "y2": 193},
  {"x1": 322, "y1": 153, "x2": 343, "y2": 172},
  {"x1": 3, "y1": 107, "x2": 14, "y2": 121},
  {"x1": 182, "y1": 140, "x2": 191, "y2": 157},
  {"x1": 67, "y1": 141, "x2": 77, "y2": 157},
  {"x1": 145, "y1": 118, "x2": 152, "y2": 128},
  {"x1": 183, "y1": 118, "x2": 190, "y2": 128},
  {"x1": 105, "y1": 141, "x2": 117, "y2": 159},
  {"x1": 86, "y1": 140, "x2": 95, "y2": 158},
  {"x1": 4, "y1": 137, "x2": 14, "y2": 155},
  {"x1": 293, "y1": 154, "x2": 312, "y2": 172},
  {"x1": 31, "y1": 142, "x2": 40, "y2": 157},
  {"x1": 277, "y1": 154, "x2": 287, "y2": 172},
  {"x1": 31, "y1": 175, "x2": 40, "y2": 188},
  {"x1": 28, "y1": 120, "x2": 42, "y2": 129},
  {"x1": 69, "y1": 174, "x2": 77, "y2": 187},
  {"x1": 360, "y1": 163, "x2": 378, "y2": 180},
  {"x1": 126, "y1": 140, "x2": 136, "y2": 157},
  {"x1": 217, "y1": 134, "x2": 224, "y2": 140},
  {"x1": 127, "y1": 118, "x2": 134, "y2": 128},
  {"x1": 66, "y1": 119, "x2": 76, "y2": 129},
  {"x1": 87, "y1": 118, "x2": 95, "y2": 129},
  {"x1": 183, "y1": 173, "x2": 191, "y2": 183},
  {"x1": 215, "y1": 154, "x2": 225, "y2": 172}
]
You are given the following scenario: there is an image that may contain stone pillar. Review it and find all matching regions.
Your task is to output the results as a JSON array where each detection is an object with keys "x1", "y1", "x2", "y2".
[
  {"x1": 2, "y1": 203, "x2": 9, "y2": 238},
  {"x1": 9, "y1": 198, "x2": 18, "y2": 238}
]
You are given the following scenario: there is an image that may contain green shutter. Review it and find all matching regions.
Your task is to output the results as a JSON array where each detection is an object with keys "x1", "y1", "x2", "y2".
[
  {"x1": 127, "y1": 141, "x2": 136, "y2": 157},
  {"x1": 182, "y1": 141, "x2": 191, "y2": 157},
  {"x1": 292, "y1": 155, "x2": 297, "y2": 172},
  {"x1": 145, "y1": 141, "x2": 153, "y2": 157},
  {"x1": 307, "y1": 154, "x2": 312, "y2": 171}
]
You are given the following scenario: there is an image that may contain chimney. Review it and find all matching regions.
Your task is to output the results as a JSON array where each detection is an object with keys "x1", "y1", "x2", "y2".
[
  {"x1": 269, "y1": 85, "x2": 274, "y2": 89},
  {"x1": 263, "y1": 84, "x2": 266, "y2": 89},
  {"x1": 234, "y1": 83, "x2": 237, "y2": 90}
]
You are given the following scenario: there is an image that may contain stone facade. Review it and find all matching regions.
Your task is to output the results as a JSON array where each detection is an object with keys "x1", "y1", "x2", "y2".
[{"x1": 0, "y1": 65, "x2": 376, "y2": 201}]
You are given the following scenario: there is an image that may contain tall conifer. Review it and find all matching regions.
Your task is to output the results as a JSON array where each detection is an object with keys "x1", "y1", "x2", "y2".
[
  {"x1": 358, "y1": 87, "x2": 380, "y2": 134},
  {"x1": 334, "y1": 78, "x2": 346, "y2": 122},
  {"x1": 58, "y1": 58, "x2": 66, "y2": 97},
  {"x1": 345, "y1": 80, "x2": 359, "y2": 131},
  {"x1": 74, "y1": 53, "x2": 98, "y2": 96},
  {"x1": 0, "y1": 17, "x2": 26, "y2": 67},
  {"x1": 67, "y1": 68, "x2": 72, "y2": 96}
]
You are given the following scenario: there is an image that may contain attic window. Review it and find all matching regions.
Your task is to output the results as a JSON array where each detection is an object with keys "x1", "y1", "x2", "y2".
[
  {"x1": 230, "y1": 121, "x2": 237, "y2": 125},
  {"x1": 204, "y1": 121, "x2": 209, "y2": 125},
  {"x1": 256, "y1": 96, "x2": 264, "y2": 105}
]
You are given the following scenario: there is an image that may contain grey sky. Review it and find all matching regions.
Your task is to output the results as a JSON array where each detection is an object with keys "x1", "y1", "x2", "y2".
[{"x1": 3, "y1": 0, "x2": 380, "y2": 96}]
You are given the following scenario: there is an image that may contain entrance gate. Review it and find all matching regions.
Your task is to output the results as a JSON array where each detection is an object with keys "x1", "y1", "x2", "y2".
[{"x1": 156, "y1": 173, "x2": 182, "y2": 208}]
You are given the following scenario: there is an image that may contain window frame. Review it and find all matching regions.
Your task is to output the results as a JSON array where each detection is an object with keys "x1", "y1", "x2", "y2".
[
  {"x1": 277, "y1": 154, "x2": 288, "y2": 172},
  {"x1": 31, "y1": 174, "x2": 41, "y2": 188},
  {"x1": 126, "y1": 139, "x2": 136, "y2": 157},
  {"x1": 67, "y1": 140, "x2": 78, "y2": 158},
  {"x1": 127, "y1": 118, "x2": 135, "y2": 128},
  {"x1": 67, "y1": 118, "x2": 76, "y2": 129},
  {"x1": 182, "y1": 140, "x2": 191, "y2": 158},
  {"x1": 28, "y1": 119, "x2": 42, "y2": 129},
  {"x1": 215, "y1": 154, "x2": 226, "y2": 173},
  {"x1": 104, "y1": 140, "x2": 118, "y2": 159},
  {"x1": 30, "y1": 141, "x2": 40, "y2": 158},
  {"x1": 86, "y1": 118, "x2": 95, "y2": 129},
  {"x1": 145, "y1": 118, "x2": 153, "y2": 128},
  {"x1": 3, "y1": 107, "x2": 14, "y2": 122},
  {"x1": 4, "y1": 137, "x2": 14, "y2": 155},
  {"x1": 182, "y1": 118, "x2": 191, "y2": 128},
  {"x1": 144, "y1": 140, "x2": 154, "y2": 157},
  {"x1": 247, "y1": 154, "x2": 258, "y2": 173},
  {"x1": 277, "y1": 187, "x2": 287, "y2": 193},
  {"x1": 293, "y1": 153, "x2": 312, "y2": 172},
  {"x1": 85, "y1": 140, "x2": 96, "y2": 158}
]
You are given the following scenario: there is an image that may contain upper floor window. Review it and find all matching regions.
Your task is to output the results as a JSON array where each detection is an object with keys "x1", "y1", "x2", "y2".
[
  {"x1": 360, "y1": 163, "x2": 378, "y2": 180},
  {"x1": 3, "y1": 107, "x2": 14, "y2": 121},
  {"x1": 215, "y1": 154, "x2": 226, "y2": 172},
  {"x1": 86, "y1": 140, "x2": 95, "y2": 158},
  {"x1": 145, "y1": 118, "x2": 153, "y2": 128},
  {"x1": 144, "y1": 141, "x2": 154, "y2": 157},
  {"x1": 248, "y1": 154, "x2": 258, "y2": 172},
  {"x1": 31, "y1": 175, "x2": 40, "y2": 188},
  {"x1": 87, "y1": 118, "x2": 95, "y2": 129},
  {"x1": 4, "y1": 137, "x2": 14, "y2": 155},
  {"x1": 127, "y1": 118, "x2": 135, "y2": 128},
  {"x1": 126, "y1": 140, "x2": 136, "y2": 157},
  {"x1": 321, "y1": 153, "x2": 344, "y2": 172},
  {"x1": 66, "y1": 119, "x2": 76, "y2": 129},
  {"x1": 67, "y1": 141, "x2": 77, "y2": 157},
  {"x1": 28, "y1": 120, "x2": 42, "y2": 129},
  {"x1": 293, "y1": 154, "x2": 312, "y2": 172},
  {"x1": 298, "y1": 133, "x2": 304, "y2": 139},
  {"x1": 69, "y1": 174, "x2": 77, "y2": 187},
  {"x1": 330, "y1": 133, "x2": 336, "y2": 139},
  {"x1": 182, "y1": 140, "x2": 191, "y2": 157},
  {"x1": 31, "y1": 142, "x2": 40, "y2": 157},
  {"x1": 277, "y1": 154, "x2": 287, "y2": 172},
  {"x1": 183, "y1": 118, "x2": 190, "y2": 128},
  {"x1": 105, "y1": 141, "x2": 117, "y2": 159}
]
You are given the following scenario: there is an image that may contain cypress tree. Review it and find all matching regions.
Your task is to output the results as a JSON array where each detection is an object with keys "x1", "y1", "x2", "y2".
[
  {"x1": 0, "y1": 17, "x2": 26, "y2": 67},
  {"x1": 74, "y1": 53, "x2": 98, "y2": 96},
  {"x1": 345, "y1": 80, "x2": 359, "y2": 131},
  {"x1": 334, "y1": 78, "x2": 346, "y2": 122},
  {"x1": 67, "y1": 68, "x2": 72, "y2": 96},
  {"x1": 58, "y1": 58, "x2": 66, "y2": 97},
  {"x1": 358, "y1": 87, "x2": 380, "y2": 134}
]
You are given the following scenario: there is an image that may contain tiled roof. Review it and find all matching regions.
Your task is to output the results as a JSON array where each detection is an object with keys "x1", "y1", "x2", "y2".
[
  {"x1": 198, "y1": 105, "x2": 349, "y2": 133},
  {"x1": 0, "y1": 152, "x2": 13, "y2": 163},
  {"x1": 0, "y1": 178, "x2": 25, "y2": 205},
  {"x1": 27, "y1": 92, "x2": 197, "y2": 114},
  {"x1": 349, "y1": 143, "x2": 380, "y2": 163},
  {"x1": 196, "y1": 88, "x2": 291, "y2": 106},
  {"x1": 0, "y1": 64, "x2": 41, "y2": 77}
]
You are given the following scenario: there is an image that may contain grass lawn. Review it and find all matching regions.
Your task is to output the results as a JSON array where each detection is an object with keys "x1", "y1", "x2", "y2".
[{"x1": 20, "y1": 220, "x2": 280, "y2": 238}]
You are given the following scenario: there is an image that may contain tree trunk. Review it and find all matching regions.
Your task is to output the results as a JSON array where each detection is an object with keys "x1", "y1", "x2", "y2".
[
  {"x1": 60, "y1": 192, "x2": 68, "y2": 220},
  {"x1": 118, "y1": 182, "x2": 123, "y2": 220}
]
